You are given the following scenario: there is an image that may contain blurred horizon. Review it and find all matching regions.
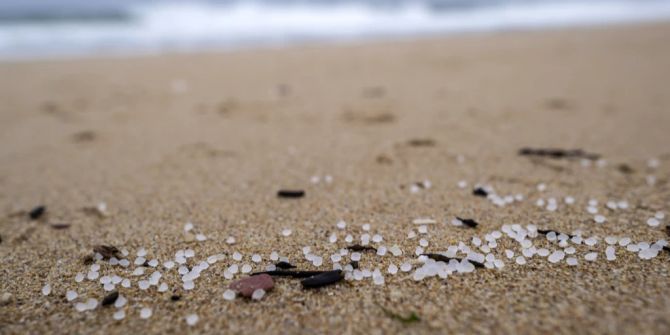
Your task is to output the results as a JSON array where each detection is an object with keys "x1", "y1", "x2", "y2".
[{"x1": 2, "y1": 0, "x2": 670, "y2": 59}]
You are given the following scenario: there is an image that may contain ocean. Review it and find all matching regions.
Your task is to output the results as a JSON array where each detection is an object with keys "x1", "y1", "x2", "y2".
[{"x1": 1, "y1": 0, "x2": 670, "y2": 59}]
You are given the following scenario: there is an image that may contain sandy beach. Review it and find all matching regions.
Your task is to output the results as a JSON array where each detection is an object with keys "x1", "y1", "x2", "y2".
[{"x1": 1, "y1": 22, "x2": 670, "y2": 334}]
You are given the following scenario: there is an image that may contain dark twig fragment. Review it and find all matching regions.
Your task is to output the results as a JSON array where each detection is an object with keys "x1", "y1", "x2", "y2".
[{"x1": 277, "y1": 190, "x2": 305, "y2": 198}]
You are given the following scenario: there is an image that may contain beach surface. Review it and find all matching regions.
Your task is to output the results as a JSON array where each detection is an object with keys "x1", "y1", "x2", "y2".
[{"x1": 1, "y1": 22, "x2": 670, "y2": 334}]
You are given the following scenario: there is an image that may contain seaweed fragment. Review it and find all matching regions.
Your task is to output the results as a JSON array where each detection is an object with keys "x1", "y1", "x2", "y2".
[
  {"x1": 378, "y1": 304, "x2": 421, "y2": 324},
  {"x1": 518, "y1": 148, "x2": 599, "y2": 160}
]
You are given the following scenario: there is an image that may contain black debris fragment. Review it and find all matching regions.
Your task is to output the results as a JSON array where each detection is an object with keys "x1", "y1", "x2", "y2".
[
  {"x1": 171, "y1": 295, "x2": 181, "y2": 301},
  {"x1": 301, "y1": 270, "x2": 344, "y2": 289},
  {"x1": 50, "y1": 223, "x2": 71, "y2": 229},
  {"x1": 456, "y1": 217, "x2": 478, "y2": 228},
  {"x1": 421, "y1": 253, "x2": 451, "y2": 263},
  {"x1": 101, "y1": 291, "x2": 119, "y2": 306},
  {"x1": 253, "y1": 270, "x2": 329, "y2": 278},
  {"x1": 473, "y1": 187, "x2": 488, "y2": 197},
  {"x1": 518, "y1": 148, "x2": 599, "y2": 160},
  {"x1": 277, "y1": 190, "x2": 305, "y2": 198},
  {"x1": 347, "y1": 244, "x2": 377, "y2": 252},
  {"x1": 29, "y1": 206, "x2": 46, "y2": 220},
  {"x1": 407, "y1": 138, "x2": 436, "y2": 147},
  {"x1": 274, "y1": 261, "x2": 296, "y2": 269},
  {"x1": 617, "y1": 164, "x2": 635, "y2": 174},
  {"x1": 537, "y1": 229, "x2": 574, "y2": 238},
  {"x1": 413, "y1": 181, "x2": 429, "y2": 189},
  {"x1": 93, "y1": 245, "x2": 121, "y2": 259},
  {"x1": 421, "y1": 254, "x2": 484, "y2": 268},
  {"x1": 82, "y1": 254, "x2": 94, "y2": 265}
]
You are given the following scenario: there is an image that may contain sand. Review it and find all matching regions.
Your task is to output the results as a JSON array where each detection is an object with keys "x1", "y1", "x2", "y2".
[{"x1": 1, "y1": 22, "x2": 670, "y2": 334}]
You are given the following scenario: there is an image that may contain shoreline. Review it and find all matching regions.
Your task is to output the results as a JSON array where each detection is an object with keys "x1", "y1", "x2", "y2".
[{"x1": 1, "y1": 19, "x2": 669, "y2": 64}]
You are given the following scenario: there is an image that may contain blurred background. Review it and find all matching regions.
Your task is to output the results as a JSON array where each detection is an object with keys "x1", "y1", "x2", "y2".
[{"x1": 2, "y1": 0, "x2": 670, "y2": 59}]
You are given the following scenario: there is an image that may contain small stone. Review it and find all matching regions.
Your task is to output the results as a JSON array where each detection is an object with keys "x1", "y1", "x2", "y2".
[{"x1": 229, "y1": 274, "x2": 274, "y2": 298}]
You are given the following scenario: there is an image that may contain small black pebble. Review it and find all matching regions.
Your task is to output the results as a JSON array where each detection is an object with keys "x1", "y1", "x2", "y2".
[
  {"x1": 301, "y1": 270, "x2": 344, "y2": 289},
  {"x1": 275, "y1": 261, "x2": 296, "y2": 269},
  {"x1": 456, "y1": 217, "x2": 478, "y2": 228},
  {"x1": 350, "y1": 261, "x2": 359, "y2": 269},
  {"x1": 101, "y1": 291, "x2": 119, "y2": 306},
  {"x1": 171, "y1": 295, "x2": 181, "y2": 301},
  {"x1": 277, "y1": 190, "x2": 305, "y2": 198},
  {"x1": 29, "y1": 206, "x2": 46, "y2": 220},
  {"x1": 473, "y1": 187, "x2": 488, "y2": 197}
]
